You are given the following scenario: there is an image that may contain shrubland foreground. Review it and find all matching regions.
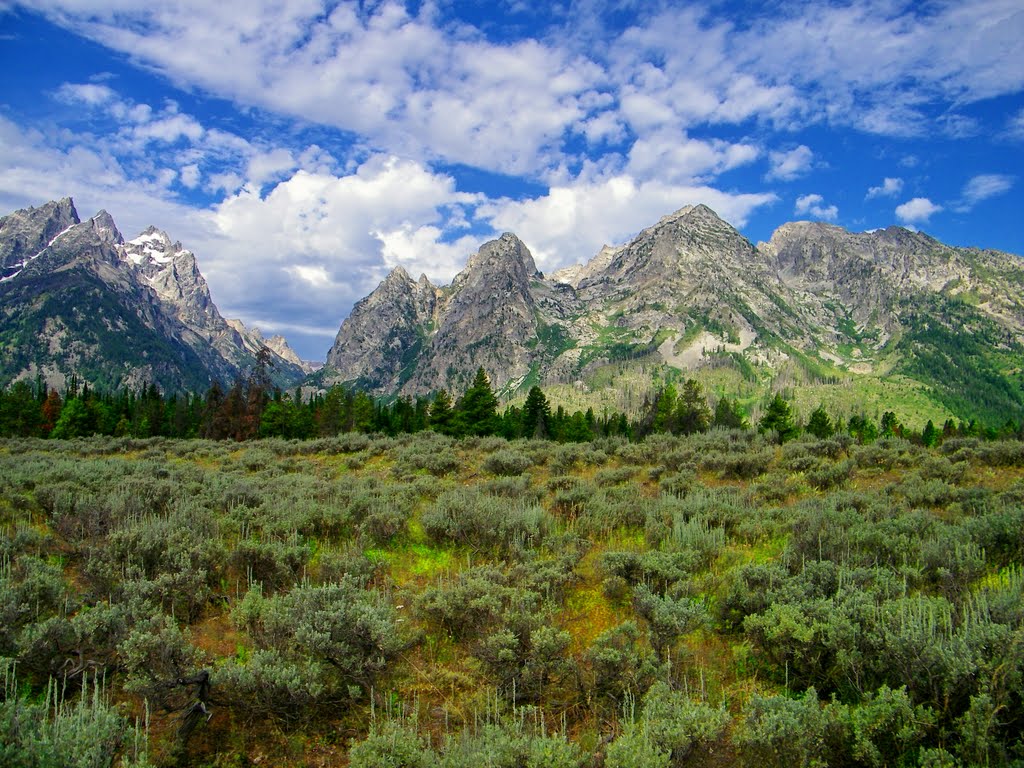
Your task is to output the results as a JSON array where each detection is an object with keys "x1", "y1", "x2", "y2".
[{"x1": 1, "y1": 431, "x2": 1023, "y2": 767}]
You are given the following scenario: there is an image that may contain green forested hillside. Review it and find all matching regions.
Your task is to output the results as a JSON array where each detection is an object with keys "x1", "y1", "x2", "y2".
[
  {"x1": 2, "y1": 432, "x2": 1023, "y2": 766},
  {"x1": 0, "y1": 266, "x2": 214, "y2": 394}
]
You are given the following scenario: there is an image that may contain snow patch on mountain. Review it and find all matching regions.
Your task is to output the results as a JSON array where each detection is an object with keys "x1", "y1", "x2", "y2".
[{"x1": 0, "y1": 224, "x2": 76, "y2": 283}]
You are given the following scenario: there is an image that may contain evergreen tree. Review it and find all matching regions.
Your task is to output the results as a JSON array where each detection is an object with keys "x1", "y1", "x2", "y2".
[
  {"x1": 201, "y1": 382, "x2": 227, "y2": 439},
  {"x1": 0, "y1": 381, "x2": 42, "y2": 437},
  {"x1": 758, "y1": 393, "x2": 799, "y2": 443},
  {"x1": 244, "y1": 348, "x2": 274, "y2": 438},
  {"x1": 317, "y1": 386, "x2": 349, "y2": 436},
  {"x1": 50, "y1": 397, "x2": 93, "y2": 439},
  {"x1": 521, "y1": 386, "x2": 551, "y2": 439},
  {"x1": 562, "y1": 410, "x2": 594, "y2": 442},
  {"x1": 880, "y1": 411, "x2": 902, "y2": 438},
  {"x1": 455, "y1": 368, "x2": 500, "y2": 436},
  {"x1": 351, "y1": 391, "x2": 375, "y2": 433},
  {"x1": 847, "y1": 413, "x2": 878, "y2": 443},
  {"x1": 428, "y1": 390, "x2": 456, "y2": 435},
  {"x1": 260, "y1": 399, "x2": 296, "y2": 438},
  {"x1": 806, "y1": 404, "x2": 834, "y2": 439},
  {"x1": 653, "y1": 383, "x2": 678, "y2": 434},
  {"x1": 221, "y1": 381, "x2": 250, "y2": 440},
  {"x1": 675, "y1": 379, "x2": 711, "y2": 435},
  {"x1": 921, "y1": 419, "x2": 938, "y2": 447},
  {"x1": 713, "y1": 397, "x2": 748, "y2": 430}
]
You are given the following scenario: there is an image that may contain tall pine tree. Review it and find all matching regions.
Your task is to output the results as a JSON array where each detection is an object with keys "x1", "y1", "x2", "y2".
[
  {"x1": 521, "y1": 386, "x2": 551, "y2": 438},
  {"x1": 758, "y1": 393, "x2": 799, "y2": 443},
  {"x1": 455, "y1": 368, "x2": 500, "y2": 436}
]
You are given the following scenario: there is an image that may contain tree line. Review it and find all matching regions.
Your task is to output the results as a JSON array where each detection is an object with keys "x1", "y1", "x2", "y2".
[{"x1": 0, "y1": 363, "x2": 1019, "y2": 445}]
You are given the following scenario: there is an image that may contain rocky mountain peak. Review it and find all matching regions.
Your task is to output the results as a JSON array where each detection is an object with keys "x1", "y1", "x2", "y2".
[
  {"x1": 384, "y1": 264, "x2": 413, "y2": 283},
  {"x1": 551, "y1": 244, "x2": 622, "y2": 288},
  {"x1": 0, "y1": 196, "x2": 81, "y2": 276},
  {"x1": 655, "y1": 204, "x2": 696, "y2": 226},
  {"x1": 89, "y1": 210, "x2": 124, "y2": 245},
  {"x1": 264, "y1": 334, "x2": 307, "y2": 369},
  {"x1": 459, "y1": 233, "x2": 539, "y2": 283},
  {"x1": 0, "y1": 197, "x2": 308, "y2": 392},
  {"x1": 123, "y1": 227, "x2": 178, "y2": 269}
]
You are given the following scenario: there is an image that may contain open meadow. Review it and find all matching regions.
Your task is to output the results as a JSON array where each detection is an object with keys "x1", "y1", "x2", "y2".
[{"x1": 2, "y1": 431, "x2": 1023, "y2": 767}]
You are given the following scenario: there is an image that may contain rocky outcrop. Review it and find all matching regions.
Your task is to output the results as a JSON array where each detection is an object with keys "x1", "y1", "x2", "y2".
[
  {"x1": 325, "y1": 266, "x2": 438, "y2": 391},
  {"x1": 760, "y1": 221, "x2": 1024, "y2": 339}
]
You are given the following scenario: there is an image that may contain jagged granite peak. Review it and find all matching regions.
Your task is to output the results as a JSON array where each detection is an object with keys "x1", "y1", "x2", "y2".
[
  {"x1": 263, "y1": 334, "x2": 307, "y2": 370},
  {"x1": 321, "y1": 233, "x2": 568, "y2": 395},
  {"x1": 570, "y1": 201, "x2": 796, "y2": 370},
  {"x1": 551, "y1": 244, "x2": 622, "y2": 289},
  {"x1": 123, "y1": 226, "x2": 179, "y2": 271},
  {"x1": 119, "y1": 224, "x2": 235, "y2": 346},
  {"x1": 762, "y1": 220, "x2": 962, "y2": 289},
  {"x1": 323, "y1": 201, "x2": 1023, "y2": 414},
  {"x1": 0, "y1": 198, "x2": 307, "y2": 392},
  {"x1": 0, "y1": 197, "x2": 80, "y2": 279},
  {"x1": 324, "y1": 265, "x2": 440, "y2": 390},
  {"x1": 760, "y1": 220, "x2": 1024, "y2": 338},
  {"x1": 578, "y1": 203, "x2": 767, "y2": 297},
  {"x1": 453, "y1": 232, "x2": 539, "y2": 287},
  {"x1": 226, "y1": 319, "x2": 314, "y2": 373},
  {"x1": 405, "y1": 233, "x2": 547, "y2": 394},
  {"x1": 89, "y1": 210, "x2": 124, "y2": 246}
]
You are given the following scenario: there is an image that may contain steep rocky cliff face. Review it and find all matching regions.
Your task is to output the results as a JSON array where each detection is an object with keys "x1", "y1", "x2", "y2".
[
  {"x1": 0, "y1": 198, "x2": 80, "y2": 279},
  {"x1": 762, "y1": 222, "x2": 1024, "y2": 339},
  {"x1": 0, "y1": 199, "x2": 305, "y2": 392},
  {"x1": 325, "y1": 233, "x2": 573, "y2": 394},
  {"x1": 321, "y1": 204, "x2": 1024, "y2": 422}
]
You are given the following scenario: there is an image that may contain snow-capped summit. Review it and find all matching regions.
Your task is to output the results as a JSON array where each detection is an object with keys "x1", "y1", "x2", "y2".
[{"x1": 123, "y1": 226, "x2": 181, "y2": 270}]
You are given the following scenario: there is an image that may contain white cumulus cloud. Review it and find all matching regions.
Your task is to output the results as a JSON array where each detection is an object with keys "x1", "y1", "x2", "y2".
[
  {"x1": 481, "y1": 175, "x2": 777, "y2": 271},
  {"x1": 896, "y1": 197, "x2": 943, "y2": 224},
  {"x1": 794, "y1": 193, "x2": 838, "y2": 221},
  {"x1": 766, "y1": 145, "x2": 814, "y2": 181}
]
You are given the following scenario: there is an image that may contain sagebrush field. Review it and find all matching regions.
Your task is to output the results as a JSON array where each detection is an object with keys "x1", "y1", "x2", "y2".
[{"x1": 2, "y1": 431, "x2": 1022, "y2": 766}]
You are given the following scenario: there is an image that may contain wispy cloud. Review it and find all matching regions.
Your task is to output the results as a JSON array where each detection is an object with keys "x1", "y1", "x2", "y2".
[
  {"x1": 22, "y1": 0, "x2": 1024, "y2": 178},
  {"x1": 866, "y1": 177, "x2": 903, "y2": 200},
  {"x1": 960, "y1": 174, "x2": 1015, "y2": 209},
  {"x1": 1009, "y1": 108, "x2": 1024, "y2": 140}
]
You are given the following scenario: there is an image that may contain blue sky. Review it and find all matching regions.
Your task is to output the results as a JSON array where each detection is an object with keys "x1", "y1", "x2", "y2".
[{"x1": 1, "y1": 0, "x2": 1022, "y2": 360}]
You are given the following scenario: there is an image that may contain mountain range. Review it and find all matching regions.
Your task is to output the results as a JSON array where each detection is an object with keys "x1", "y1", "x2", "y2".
[
  {"x1": 0, "y1": 198, "x2": 308, "y2": 394},
  {"x1": 2, "y1": 198, "x2": 1022, "y2": 425},
  {"x1": 321, "y1": 204, "x2": 1024, "y2": 425}
]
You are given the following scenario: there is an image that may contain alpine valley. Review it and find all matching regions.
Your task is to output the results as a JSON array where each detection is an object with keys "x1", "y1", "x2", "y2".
[{"x1": 3, "y1": 198, "x2": 1023, "y2": 426}]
